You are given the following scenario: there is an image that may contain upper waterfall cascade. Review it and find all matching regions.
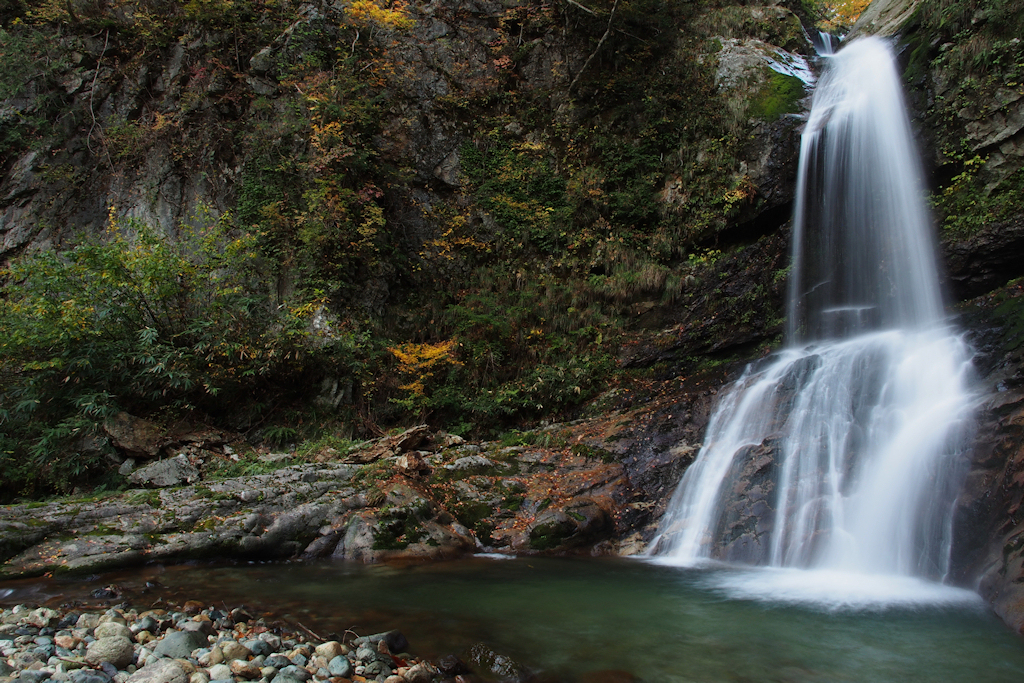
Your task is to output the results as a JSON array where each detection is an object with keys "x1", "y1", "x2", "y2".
[{"x1": 648, "y1": 37, "x2": 976, "y2": 586}]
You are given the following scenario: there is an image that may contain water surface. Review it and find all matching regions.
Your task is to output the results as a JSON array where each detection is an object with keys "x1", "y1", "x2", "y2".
[{"x1": 3, "y1": 557, "x2": 1021, "y2": 682}]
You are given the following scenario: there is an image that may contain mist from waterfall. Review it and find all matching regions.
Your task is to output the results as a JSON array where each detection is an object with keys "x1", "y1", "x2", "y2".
[{"x1": 647, "y1": 37, "x2": 976, "y2": 596}]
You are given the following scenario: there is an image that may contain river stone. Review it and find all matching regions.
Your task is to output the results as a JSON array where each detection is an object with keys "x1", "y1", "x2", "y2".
[
  {"x1": 269, "y1": 675, "x2": 304, "y2": 683},
  {"x1": 436, "y1": 655, "x2": 470, "y2": 676},
  {"x1": 228, "y1": 660, "x2": 260, "y2": 680},
  {"x1": 188, "y1": 674, "x2": 208, "y2": 683},
  {"x1": 69, "y1": 670, "x2": 111, "y2": 683},
  {"x1": 199, "y1": 646, "x2": 224, "y2": 667},
  {"x1": 180, "y1": 622, "x2": 214, "y2": 638},
  {"x1": 257, "y1": 633, "x2": 281, "y2": 651},
  {"x1": 26, "y1": 609, "x2": 59, "y2": 628},
  {"x1": 363, "y1": 661, "x2": 390, "y2": 677},
  {"x1": 353, "y1": 631, "x2": 408, "y2": 654},
  {"x1": 127, "y1": 659, "x2": 189, "y2": 683},
  {"x1": 85, "y1": 636, "x2": 135, "y2": 669},
  {"x1": 263, "y1": 655, "x2": 289, "y2": 669},
  {"x1": 76, "y1": 616, "x2": 100, "y2": 631},
  {"x1": 276, "y1": 665, "x2": 309, "y2": 681},
  {"x1": 326, "y1": 656, "x2": 351, "y2": 678},
  {"x1": 205, "y1": 665, "x2": 230, "y2": 681},
  {"x1": 446, "y1": 455, "x2": 494, "y2": 472},
  {"x1": 313, "y1": 642, "x2": 344, "y2": 661},
  {"x1": 403, "y1": 663, "x2": 435, "y2": 683},
  {"x1": 97, "y1": 612, "x2": 127, "y2": 626},
  {"x1": 94, "y1": 623, "x2": 131, "y2": 640},
  {"x1": 19, "y1": 670, "x2": 52, "y2": 683},
  {"x1": 54, "y1": 636, "x2": 79, "y2": 650},
  {"x1": 153, "y1": 631, "x2": 207, "y2": 659},
  {"x1": 0, "y1": 660, "x2": 12, "y2": 676},
  {"x1": 135, "y1": 617, "x2": 159, "y2": 635},
  {"x1": 239, "y1": 640, "x2": 269, "y2": 658},
  {"x1": 218, "y1": 641, "x2": 250, "y2": 661}
]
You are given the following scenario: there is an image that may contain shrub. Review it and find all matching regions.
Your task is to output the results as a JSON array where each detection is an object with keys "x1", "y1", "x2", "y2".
[{"x1": 0, "y1": 207, "x2": 326, "y2": 495}]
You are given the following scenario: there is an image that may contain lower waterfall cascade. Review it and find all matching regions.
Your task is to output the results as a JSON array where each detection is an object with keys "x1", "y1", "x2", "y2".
[{"x1": 647, "y1": 37, "x2": 978, "y2": 594}]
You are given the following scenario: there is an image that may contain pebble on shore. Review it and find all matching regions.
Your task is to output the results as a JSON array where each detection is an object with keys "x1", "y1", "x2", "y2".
[{"x1": 0, "y1": 604, "x2": 450, "y2": 683}]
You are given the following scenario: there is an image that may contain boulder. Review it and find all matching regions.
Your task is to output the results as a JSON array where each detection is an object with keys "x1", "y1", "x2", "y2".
[
  {"x1": 527, "y1": 498, "x2": 612, "y2": 552},
  {"x1": 128, "y1": 455, "x2": 200, "y2": 488},
  {"x1": 105, "y1": 413, "x2": 166, "y2": 459}
]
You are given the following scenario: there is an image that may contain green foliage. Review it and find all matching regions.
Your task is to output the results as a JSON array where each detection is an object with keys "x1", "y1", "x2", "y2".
[
  {"x1": 238, "y1": 56, "x2": 394, "y2": 296},
  {"x1": 294, "y1": 433, "x2": 365, "y2": 459},
  {"x1": 916, "y1": 0, "x2": 1024, "y2": 75},
  {"x1": 988, "y1": 279, "x2": 1024, "y2": 354},
  {"x1": 910, "y1": 0, "x2": 1024, "y2": 234},
  {"x1": 0, "y1": 26, "x2": 68, "y2": 162},
  {"x1": 204, "y1": 453, "x2": 293, "y2": 479},
  {"x1": 0, "y1": 208, "x2": 330, "y2": 495},
  {"x1": 460, "y1": 135, "x2": 571, "y2": 255}
]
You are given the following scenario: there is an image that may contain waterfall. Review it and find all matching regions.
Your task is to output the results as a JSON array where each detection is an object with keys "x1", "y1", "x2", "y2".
[{"x1": 648, "y1": 37, "x2": 976, "y2": 584}]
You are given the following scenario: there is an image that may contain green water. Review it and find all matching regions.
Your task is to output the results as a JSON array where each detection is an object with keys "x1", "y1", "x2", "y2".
[{"x1": 3, "y1": 557, "x2": 1023, "y2": 682}]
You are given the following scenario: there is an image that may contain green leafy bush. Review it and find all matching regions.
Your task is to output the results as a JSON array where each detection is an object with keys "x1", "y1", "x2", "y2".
[{"x1": 0, "y1": 208, "x2": 326, "y2": 495}]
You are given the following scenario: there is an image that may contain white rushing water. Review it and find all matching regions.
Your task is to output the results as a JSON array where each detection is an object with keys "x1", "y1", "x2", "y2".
[{"x1": 648, "y1": 37, "x2": 977, "y2": 604}]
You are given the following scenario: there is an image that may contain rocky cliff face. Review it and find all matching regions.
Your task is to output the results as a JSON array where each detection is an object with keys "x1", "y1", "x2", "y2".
[{"x1": 0, "y1": 0, "x2": 814, "y2": 488}]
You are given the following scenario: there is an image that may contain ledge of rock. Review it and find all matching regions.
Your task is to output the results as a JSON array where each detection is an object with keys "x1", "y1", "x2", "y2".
[{"x1": 0, "y1": 375, "x2": 725, "y2": 580}]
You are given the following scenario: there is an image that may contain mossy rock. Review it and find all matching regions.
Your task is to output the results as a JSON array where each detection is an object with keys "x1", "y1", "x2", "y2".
[
  {"x1": 748, "y1": 69, "x2": 806, "y2": 121},
  {"x1": 528, "y1": 511, "x2": 578, "y2": 551}
]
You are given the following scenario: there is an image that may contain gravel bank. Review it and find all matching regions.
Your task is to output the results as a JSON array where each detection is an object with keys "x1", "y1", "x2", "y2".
[{"x1": 0, "y1": 603, "x2": 468, "y2": 683}]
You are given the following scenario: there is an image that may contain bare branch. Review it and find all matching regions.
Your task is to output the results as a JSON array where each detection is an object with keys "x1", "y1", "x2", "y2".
[
  {"x1": 568, "y1": 0, "x2": 619, "y2": 94},
  {"x1": 563, "y1": 0, "x2": 599, "y2": 15}
]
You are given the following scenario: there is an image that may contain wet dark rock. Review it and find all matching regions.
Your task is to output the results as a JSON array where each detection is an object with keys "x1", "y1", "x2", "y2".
[
  {"x1": 713, "y1": 438, "x2": 780, "y2": 564},
  {"x1": 352, "y1": 630, "x2": 408, "y2": 657},
  {"x1": 942, "y1": 284, "x2": 1024, "y2": 632},
  {"x1": 943, "y1": 215, "x2": 1024, "y2": 300},
  {"x1": 436, "y1": 654, "x2": 471, "y2": 675},
  {"x1": 527, "y1": 499, "x2": 612, "y2": 552},
  {"x1": 466, "y1": 643, "x2": 532, "y2": 683},
  {"x1": 104, "y1": 414, "x2": 167, "y2": 460},
  {"x1": 227, "y1": 608, "x2": 252, "y2": 624}
]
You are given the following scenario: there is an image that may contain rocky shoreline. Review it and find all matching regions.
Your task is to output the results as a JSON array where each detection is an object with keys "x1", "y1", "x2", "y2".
[
  {"x1": 0, "y1": 369, "x2": 726, "y2": 583},
  {"x1": 0, "y1": 599, "x2": 552, "y2": 683}
]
